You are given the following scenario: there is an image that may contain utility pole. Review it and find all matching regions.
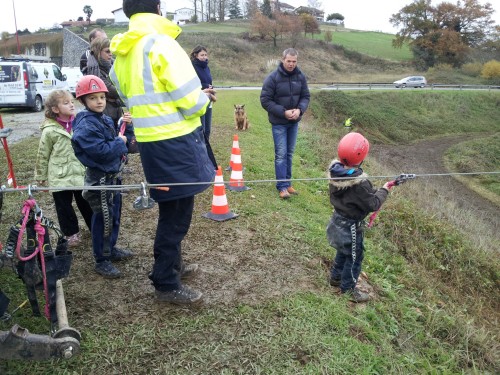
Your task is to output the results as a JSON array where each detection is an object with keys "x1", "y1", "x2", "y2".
[{"x1": 12, "y1": 0, "x2": 21, "y2": 54}]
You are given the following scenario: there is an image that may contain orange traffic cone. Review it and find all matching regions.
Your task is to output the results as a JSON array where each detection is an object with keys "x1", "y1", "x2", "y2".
[
  {"x1": 226, "y1": 134, "x2": 240, "y2": 171},
  {"x1": 227, "y1": 147, "x2": 250, "y2": 192},
  {"x1": 203, "y1": 166, "x2": 238, "y2": 221}
]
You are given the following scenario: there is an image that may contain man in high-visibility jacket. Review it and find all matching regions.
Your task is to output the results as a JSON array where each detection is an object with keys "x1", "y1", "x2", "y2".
[{"x1": 110, "y1": 0, "x2": 216, "y2": 305}]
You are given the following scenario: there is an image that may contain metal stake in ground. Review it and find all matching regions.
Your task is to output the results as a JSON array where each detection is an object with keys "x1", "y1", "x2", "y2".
[{"x1": 0, "y1": 115, "x2": 17, "y2": 188}]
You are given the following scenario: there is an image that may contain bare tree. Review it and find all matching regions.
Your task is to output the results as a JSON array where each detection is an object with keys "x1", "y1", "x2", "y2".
[
  {"x1": 192, "y1": 0, "x2": 198, "y2": 21},
  {"x1": 245, "y1": 0, "x2": 259, "y2": 19},
  {"x1": 251, "y1": 12, "x2": 295, "y2": 47}
]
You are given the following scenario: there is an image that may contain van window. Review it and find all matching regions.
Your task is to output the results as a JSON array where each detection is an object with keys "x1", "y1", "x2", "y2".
[
  {"x1": 0, "y1": 64, "x2": 22, "y2": 83},
  {"x1": 30, "y1": 67, "x2": 38, "y2": 79},
  {"x1": 52, "y1": 65, "x2": 64, "y2": 81}
]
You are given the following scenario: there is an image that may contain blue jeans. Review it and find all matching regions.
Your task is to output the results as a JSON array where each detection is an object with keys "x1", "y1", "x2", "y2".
[
  {"x1": 201, "y1": 106, "x2": 212, "y2": 141},
  {"x1": 326, "y1": 212, "x2": 365, "y2": 292},
  {"x1": 91, "y1": 184, "x2": 122, "y2": 263},
  {"x1": 271, "y1": 122, "x2": 299, "y2": 191}
]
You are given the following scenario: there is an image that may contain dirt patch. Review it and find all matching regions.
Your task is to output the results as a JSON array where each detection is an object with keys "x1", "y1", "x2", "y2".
[
  {"x1": 0, "y1": 108, "x2": 46, "y2": 144},
  {"x1": 371, "y1": 134, "x2": 499, "y2": 242}
]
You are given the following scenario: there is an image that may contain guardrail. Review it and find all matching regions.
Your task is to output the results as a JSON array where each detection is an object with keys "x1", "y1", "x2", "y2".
[
  {"x1": 214, "y1": 83, "x2": 500, "y2": 91},
  {"x1": 319, "y1": 83, "x2": 500, "y2": 91}
]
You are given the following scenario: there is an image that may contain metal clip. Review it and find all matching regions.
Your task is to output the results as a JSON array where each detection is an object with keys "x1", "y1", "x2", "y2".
[
  {"x1": 28, "y1": 185, "x2": 43, "y2": 219},
  {"x1": 394, "y1": 173, "x2": 416, "y2": 185},
  {"x1": 133, "y1": 182, "x2": 155, "y2": 210}
]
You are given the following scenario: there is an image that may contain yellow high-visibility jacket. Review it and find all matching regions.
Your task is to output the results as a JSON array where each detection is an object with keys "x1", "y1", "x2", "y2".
[
  {"x1": 110, "y1": 13, "x2": 214, "y2": 202},
  {"x1": 110, "y1": 13, "x2": 209, "y2": 143}
]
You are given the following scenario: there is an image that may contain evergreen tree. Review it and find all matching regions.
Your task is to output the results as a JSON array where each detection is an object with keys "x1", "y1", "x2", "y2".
[
  {"x1": 260, "y1": 0, "x2": 272, "y2": 18},
  {"x1": 229, "y1": 0, "x2": 242, "y2": 19}
]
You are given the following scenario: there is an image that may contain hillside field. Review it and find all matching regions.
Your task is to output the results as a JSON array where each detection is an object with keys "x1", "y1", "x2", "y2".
[{"x1": 0, "y1": 89, "x2": 499, "y2": 374}]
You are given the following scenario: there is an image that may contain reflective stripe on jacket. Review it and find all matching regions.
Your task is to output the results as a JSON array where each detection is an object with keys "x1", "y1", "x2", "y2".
[{"x1": 110, "y1": 13, "x2": 209, "y2": 143}]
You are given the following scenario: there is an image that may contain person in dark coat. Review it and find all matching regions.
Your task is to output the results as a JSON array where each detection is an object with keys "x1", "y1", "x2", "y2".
[
  {"x1": 190, "y1": 45, "x2": 216, "y2": 141},
  {"x1": 80, "y1": 28, "x2": 107, "y2": 74},
  {"x1": 110, "y1": 0, "x2": 217, "y2": 305},
  {"x1": 327, "y1": 132, "x2": 391, "y2": 303},
  {"x1": 260, "y1": 48, "x2": 310, "y2": 200},
  {"x1": 85, "y1": 37, "x2": 125, "y2": 127}
]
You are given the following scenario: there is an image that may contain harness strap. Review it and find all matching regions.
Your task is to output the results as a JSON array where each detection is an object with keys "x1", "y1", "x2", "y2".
[
  {"x1": 12, "y1": 198, "x2": 63, "y2": 323},
  {"x1": 100, "y1": 176, "x2": 112, "y2": 257},
  {"x1": 350, "y1": 223, "x2": 357, "y2": 285}
]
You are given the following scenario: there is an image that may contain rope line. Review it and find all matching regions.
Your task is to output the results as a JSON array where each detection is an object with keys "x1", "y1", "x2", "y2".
[{"x1": 0, "y1": 171, "x2": 498, "y2": 194}]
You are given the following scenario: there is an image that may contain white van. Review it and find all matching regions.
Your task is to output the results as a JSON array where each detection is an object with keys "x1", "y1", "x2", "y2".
[
  {"x1": 0, "y1": 59, "x2": 69, "y2": 112},
  {"x1": 61, "y1": 67, "x2": 83, "y2": 97}
]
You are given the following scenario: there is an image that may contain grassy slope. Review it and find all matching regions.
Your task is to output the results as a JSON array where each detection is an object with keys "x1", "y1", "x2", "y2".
[
  {"x1": 316, "y1": 27, "x2": 413, "y2": 61},
  {"x1": 0, "y1": 90, "x2": 499, "y2": 374},
  {"x1": 444, "y1": 133, "x2": 500, "y2": 202}
]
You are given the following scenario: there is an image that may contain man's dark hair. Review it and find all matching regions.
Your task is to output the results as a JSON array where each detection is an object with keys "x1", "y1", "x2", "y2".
[{"x1": 123, "y1": 0, "x2": 160, "y2": 18}]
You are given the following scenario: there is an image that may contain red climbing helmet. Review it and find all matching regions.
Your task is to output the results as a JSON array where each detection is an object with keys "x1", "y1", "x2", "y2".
[
  {"x1": 337, "y1": 132, "x2": 370, "y2": 167},
  {"x1": 75, "y1": 75, "x2": 108, "y2": 99}
]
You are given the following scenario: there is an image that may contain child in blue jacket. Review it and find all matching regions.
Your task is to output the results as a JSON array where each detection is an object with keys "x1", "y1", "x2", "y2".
[{"x1": 71, "y1": 75, "x2": 134, "y2": 278}]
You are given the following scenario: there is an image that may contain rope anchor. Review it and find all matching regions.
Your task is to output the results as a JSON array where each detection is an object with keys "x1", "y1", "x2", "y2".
[{"x1": 133, "y1": 182, "x2": 156, "y2": 210}]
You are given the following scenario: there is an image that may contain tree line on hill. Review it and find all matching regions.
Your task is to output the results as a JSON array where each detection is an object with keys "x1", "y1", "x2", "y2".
[{"x1": 391, "y1": 0, "x2": 499, "y2": 70}]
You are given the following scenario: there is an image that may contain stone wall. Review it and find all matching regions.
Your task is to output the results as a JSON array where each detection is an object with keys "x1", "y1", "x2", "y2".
[{"x1": 62, "y1": 28, "x2": 88, "y2": 68}]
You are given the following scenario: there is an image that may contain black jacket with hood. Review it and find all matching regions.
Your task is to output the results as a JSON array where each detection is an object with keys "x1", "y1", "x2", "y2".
[{"x1": 328, "y1": 160, "x2": 389, "y2": 221}]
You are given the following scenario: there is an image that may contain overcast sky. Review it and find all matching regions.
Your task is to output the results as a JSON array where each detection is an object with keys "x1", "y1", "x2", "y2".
[{"x1": 1, "y1": 0, "x2": 498, "y2": 34}]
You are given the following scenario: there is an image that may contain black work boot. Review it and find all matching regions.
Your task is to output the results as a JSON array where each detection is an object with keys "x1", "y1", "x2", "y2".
[
  {"x1": 95, "y1": 260, "x2": 121, "y2": 278},
  {"x1": 110, "y1": 247, "x2": 134, "y2": 261},
  {"x1": 155, "y1": 285, "x2": 203, "y2": 305}
]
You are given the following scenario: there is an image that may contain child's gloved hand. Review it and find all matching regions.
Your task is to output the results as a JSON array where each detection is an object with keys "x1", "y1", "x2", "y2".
[{"x1": 122, "y1": 112, "x2": 132, "y2": 124}]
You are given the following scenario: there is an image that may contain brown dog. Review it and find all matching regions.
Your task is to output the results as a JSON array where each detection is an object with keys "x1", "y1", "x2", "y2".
[{"x1": 234, "y1": 104, "x2": 250, "y2": 131}]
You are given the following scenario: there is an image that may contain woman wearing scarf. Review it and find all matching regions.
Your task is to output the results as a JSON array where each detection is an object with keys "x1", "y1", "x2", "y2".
[
  {"x1": 85, "y1": 37, "x2": 124, "y2": 126},
  {"x1": 190, "y1": 45, "x2": 216, "y2": 141}
]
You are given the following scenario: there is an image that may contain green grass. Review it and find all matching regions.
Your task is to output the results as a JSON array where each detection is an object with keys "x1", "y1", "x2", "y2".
[
  {"x1": 444, "y1": 133, "x2": 500, "y2": 203},
  {"x1": 0, "y1": 90, "x2": 499, "y2": 373},
  {"x1": 319, "y1": 29, "x2": 413, "y2": 62},
  {"x1": 311, "y1": 90, "x2": 500, "y2": 143}
]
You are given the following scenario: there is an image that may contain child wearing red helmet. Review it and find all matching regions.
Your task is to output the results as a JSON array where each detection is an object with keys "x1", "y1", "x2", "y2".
[
  {"x1": 327, "y1": 132, "x2": 391, "y2": 302},
  {"x1": 72, "y1": 75, "x2": 135, "y2": 278}
]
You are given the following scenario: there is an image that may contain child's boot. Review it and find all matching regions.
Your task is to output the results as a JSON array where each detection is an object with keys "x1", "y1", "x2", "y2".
[
  {"x1": 110, "y1": 247, "x2": 134, "y2": 261},
  {"x1": 343, "y1": 288, "x2": 370, "y2": 303},
  {"x1": 95, "y1": 260, "x2": 121, "y2": 278}
]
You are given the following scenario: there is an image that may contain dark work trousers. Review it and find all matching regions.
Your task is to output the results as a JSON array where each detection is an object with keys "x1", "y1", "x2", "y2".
[
  {"x1": 149, "y1": 196, "x2": 194, "y2": 292},
  {"x1": 52, "y1": 190, "x2": 93, "y2": 236},
  {"x1": 91, "y1": 184, "x2": 122, "y2": 263}
]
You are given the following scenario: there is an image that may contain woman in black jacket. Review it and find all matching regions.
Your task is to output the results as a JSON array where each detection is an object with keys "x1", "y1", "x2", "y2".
[
  {"x1": 85, "y1": 37, "x2": 124, "y2": 126},
  {"x1": 190, "y1": 45, "x2": 216, "y2": 141}
]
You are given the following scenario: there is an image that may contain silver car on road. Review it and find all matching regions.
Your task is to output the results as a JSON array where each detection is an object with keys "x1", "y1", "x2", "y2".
[{"x1": 394, "y1": 76, "x2": 427, "y2": 88}]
